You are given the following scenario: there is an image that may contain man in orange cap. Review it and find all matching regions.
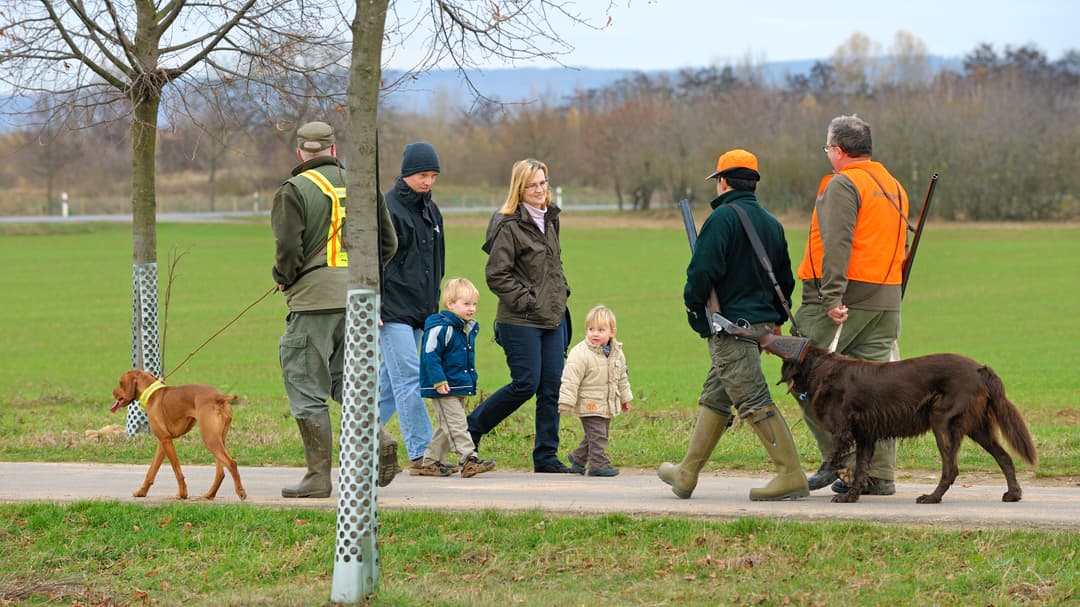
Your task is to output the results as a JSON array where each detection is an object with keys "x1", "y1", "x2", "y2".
[{"x1": 658, "y1": 149, "x2": 808, "y2": 502}]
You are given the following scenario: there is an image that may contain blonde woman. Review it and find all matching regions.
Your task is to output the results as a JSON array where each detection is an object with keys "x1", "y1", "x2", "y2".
[{"x1": 466, "y1": 159, "x2": 573, "y2": 473}]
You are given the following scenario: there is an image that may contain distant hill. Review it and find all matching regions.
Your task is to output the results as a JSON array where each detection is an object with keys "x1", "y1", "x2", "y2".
[
  {"x1": 0, "y1": 57, "x2": 963, "y2": 129},
  {"x1": 380, "y1": 61, "x2": 814, "y2": 114},
  {"x1": 381, "y1": 56, "x2": 961, "y2": 114}
]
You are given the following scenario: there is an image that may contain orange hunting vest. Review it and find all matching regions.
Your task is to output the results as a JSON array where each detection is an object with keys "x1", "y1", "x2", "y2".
[{"x1": 797, "y1": 161, "x2": 908, "y2": 285}]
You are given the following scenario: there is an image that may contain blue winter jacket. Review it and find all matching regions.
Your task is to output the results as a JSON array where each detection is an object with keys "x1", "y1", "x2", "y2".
[{"x1": 419, "y1": 310, "x2": 479, "y2": 398}]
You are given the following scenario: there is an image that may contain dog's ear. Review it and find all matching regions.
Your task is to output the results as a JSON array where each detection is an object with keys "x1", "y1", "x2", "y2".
[
  {"x1": 778, "y1": 360, "x2": 798, "y2": 384},
  {"x1": 117, "y1": 371, "x2": 137, "y2": 402}
]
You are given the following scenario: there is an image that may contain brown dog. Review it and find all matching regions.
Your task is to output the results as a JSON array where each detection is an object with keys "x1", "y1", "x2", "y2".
[
  {"x1": 111, "y1": 370, "x2": 247, "y2": 501},
  {"x1": 779, "y1": 343, "x2": 1038, "y2": 504}
]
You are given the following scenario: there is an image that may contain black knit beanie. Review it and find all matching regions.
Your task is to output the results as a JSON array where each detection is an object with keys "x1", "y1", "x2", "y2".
[{"x1": 400, "y1": 141, "x2": 440, "y2": 177}]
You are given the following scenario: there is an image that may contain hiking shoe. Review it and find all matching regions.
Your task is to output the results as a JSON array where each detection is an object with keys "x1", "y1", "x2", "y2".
[
  {"x1": 807, "y1": 462, "x2": 839, "y2": 491},
  {"x1": 461, "y1": 455, "x2": 495, "y2": 478},
  {"x1": 567, "y1": 454, "x2": 586, "y2": 475},
  {"x1": 831, "y1": 477, "x2": 896, "y2": 495},
  {"x1": 442, "y1": 462, "x2": 462, "y2": 474},
  {"x1": 535, "y1": 460, "x2": 573, "y2": 473},
  {"x1": 588, "y1": 466, "x2": 620, "y2": 477},
  {"x1": 410, "y1": 459, "x2": 453, "y2": 477}
]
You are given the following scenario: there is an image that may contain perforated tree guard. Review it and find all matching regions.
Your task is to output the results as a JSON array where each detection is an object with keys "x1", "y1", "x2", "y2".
[
  {"x1": 331, "y1": 289, "x2": 381, "y2": 601},
  {"x1": 127, "y1": 263, "x2": 159, "y2": 437}
]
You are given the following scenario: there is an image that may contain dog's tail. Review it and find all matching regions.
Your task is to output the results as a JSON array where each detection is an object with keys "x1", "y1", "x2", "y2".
[{"x1": 981, "y1": 366, "x2": 1038, "y2": 466}]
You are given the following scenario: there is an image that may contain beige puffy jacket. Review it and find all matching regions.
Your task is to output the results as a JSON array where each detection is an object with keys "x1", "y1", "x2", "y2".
[{"x1": 558, "y1": 338, "x2": 632, "y2": 419}]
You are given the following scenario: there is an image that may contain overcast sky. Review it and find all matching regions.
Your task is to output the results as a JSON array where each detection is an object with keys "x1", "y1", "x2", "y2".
[{"x1": 387, "y1": 0, "x2": 1077, "y2": 71}]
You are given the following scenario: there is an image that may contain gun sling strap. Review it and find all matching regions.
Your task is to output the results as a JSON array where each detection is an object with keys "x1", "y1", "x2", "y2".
[{"x1": 728, "y1": 203, "x2": 801, "y2": 336}]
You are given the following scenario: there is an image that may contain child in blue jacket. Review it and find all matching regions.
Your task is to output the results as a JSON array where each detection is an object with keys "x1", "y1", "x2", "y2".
[{"x1": 415, "y1": 277, "x2": 496, "y2": 478}]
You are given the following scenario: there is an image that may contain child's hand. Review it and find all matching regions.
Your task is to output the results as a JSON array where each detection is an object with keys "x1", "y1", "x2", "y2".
[
  {"x1": 621, "y1": 401, "x2": 631, "y2": 412},
  {"x1": 436, "y1": 383, "x2": 450, "y2": 395}
]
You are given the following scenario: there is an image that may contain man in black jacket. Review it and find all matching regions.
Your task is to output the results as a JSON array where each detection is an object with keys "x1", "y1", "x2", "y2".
[
  {"x1": 379, "y1": 142, "x2": 446, "y2": 474},
  {"x1": 658, "y1": 149, "x2": 808, "y2": 502}
]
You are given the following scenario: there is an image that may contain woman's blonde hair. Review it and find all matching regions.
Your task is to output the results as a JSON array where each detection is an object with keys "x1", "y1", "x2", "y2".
[
  {"x1": 499, "y1": 158, "x2": 550, "y2": 215},
  {"x1": 442, "y1": 277, "x2": 480, "y2": 307},
  {"x1": 585, "y1": 305, "x2": 617, "y2": 332}
]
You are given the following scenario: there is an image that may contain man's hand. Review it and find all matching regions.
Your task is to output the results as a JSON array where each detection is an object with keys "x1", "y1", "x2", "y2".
[
  {"x1": 621, "y1": 401, "x2": 631, "y2": 412},
  {"x1": 827, "y1": 305, "x2": 849, "y2": 324},
  {"x1": 436, "y1": 383, "x2": 450, "y2": 395}
]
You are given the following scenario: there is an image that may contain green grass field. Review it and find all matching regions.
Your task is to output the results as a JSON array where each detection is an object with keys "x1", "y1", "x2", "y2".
[
  {"x1": 1, "y1": 215, "x2": 1076, "y2": 476},
  {"x1": 1, "y1": 215, "x2": 1077, "y2": 606}
]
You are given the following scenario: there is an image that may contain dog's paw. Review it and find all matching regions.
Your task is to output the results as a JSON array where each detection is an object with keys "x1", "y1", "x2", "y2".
[
  {"x1": 133, "y1": 488, "x2": 148, "y2": 498},
  {"x1": 916, "y1": 494, "x2": 942, "y2": 504},
  {"x1": 1002, "y1": 490, "x2": 1022, "y2": 502},
  {"x1": 238, "y1": 490, "x2": 248, "y2": 501},
  {"x1": 831, "y1": 493, "x2": 860, "y2": 503}
]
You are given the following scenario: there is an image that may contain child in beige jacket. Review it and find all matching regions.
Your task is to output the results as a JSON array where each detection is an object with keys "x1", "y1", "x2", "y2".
[{"x1": 558, "y1": 305, "x2": 633, "y2": 476}]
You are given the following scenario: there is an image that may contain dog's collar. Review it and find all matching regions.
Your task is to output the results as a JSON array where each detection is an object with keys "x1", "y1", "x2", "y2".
[{"x1": 138, "y1": 379, "x2": 166, "y2": 410}]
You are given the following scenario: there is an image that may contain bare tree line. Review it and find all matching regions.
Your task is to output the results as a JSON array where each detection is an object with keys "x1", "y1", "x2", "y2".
[{"x1": 2, "y1": 35, "x2": 1076, "y2": 221}]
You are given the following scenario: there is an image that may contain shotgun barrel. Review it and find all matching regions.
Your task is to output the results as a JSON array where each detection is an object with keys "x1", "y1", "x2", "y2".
[{"x1": 901, "y1": 172, "x2": 939, "y2": 297}]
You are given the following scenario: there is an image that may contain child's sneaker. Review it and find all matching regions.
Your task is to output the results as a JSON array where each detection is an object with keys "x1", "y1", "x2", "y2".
[
  {"x1": 460, "y1": 455, "x2": 495, "y2": 478},
  {"x1": 410, "y1": 459, "x2": 453, "y2": 477}
]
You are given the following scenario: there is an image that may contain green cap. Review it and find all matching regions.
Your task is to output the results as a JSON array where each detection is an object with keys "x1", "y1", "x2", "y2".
[{"x1": 296, "y1": 121, "x2": 335, "y2": 152}]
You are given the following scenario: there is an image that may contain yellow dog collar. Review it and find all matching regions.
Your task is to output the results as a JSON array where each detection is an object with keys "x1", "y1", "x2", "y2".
[{"x1": 137, "y1": 379, "x2": 166, "y2": 411}]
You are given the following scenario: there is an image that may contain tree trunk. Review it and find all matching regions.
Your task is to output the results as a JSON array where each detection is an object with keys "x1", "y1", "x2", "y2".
[
  {"x1": 344, "y1": 3, "x2": 389, "y2": 293},
  {"x1": 131, "y1": 97, "x2": 160, "y2": 264}
]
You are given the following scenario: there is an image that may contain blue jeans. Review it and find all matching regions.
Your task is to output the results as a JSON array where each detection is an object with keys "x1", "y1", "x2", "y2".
[
  {"x1": 467, "y1": 319, "x2": 567, "y2": 467},
  {"x1": 378, "y1": 322, "x2": 432, "y2": 461}
]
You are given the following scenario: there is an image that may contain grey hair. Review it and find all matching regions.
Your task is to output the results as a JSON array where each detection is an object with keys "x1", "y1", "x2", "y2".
[{"x1": 827, "y1": 114, "x2": 873, "y2": 157}]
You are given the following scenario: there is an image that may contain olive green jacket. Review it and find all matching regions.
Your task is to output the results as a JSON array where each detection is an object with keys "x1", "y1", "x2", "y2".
[{"x1": 482, "y1": 203, "x2": 570, "y2": 329}]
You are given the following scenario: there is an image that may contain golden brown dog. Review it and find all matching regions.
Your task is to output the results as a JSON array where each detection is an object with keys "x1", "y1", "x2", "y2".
[{"x1": 111, "y1": 370, "x2": 247, "y2": 501}]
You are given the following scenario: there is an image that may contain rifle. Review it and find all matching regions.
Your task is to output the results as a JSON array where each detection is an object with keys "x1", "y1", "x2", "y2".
[
  {"x1": 901, "y1": 173, "x2": 939, "y2": 298},
  {"x1": 678, "y1": 198, "x2": 811, "y2": 362},
  {"x1": 678, "y1": 199, "x2": 760, "y2": 339}
]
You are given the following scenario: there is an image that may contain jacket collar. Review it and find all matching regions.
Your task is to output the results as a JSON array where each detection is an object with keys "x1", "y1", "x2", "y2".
[
  {"x1": 394, "y1": 176, "x2": 432, "y2": 210},
  {"x1": 710, "y1": 189, "x2": 758, "y2": 210},
  {"x1": 438, "y1": 310, "x2": 477, "y2": 334},
  {"x1": 291, "y1": 156, "x2": 342, "y2": 176},
  {"x1": 514, "y1": 201, "x2": 559, "y2": 227}
]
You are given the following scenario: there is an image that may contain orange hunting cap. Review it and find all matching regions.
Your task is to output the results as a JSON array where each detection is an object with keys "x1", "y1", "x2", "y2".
[{"x1": 706, "y1": 148, "x2": 760, "y2": 181}]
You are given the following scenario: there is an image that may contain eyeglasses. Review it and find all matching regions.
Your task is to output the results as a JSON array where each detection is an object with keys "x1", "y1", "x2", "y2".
[
  {"x1": 822, "y1": 145, "x2": 838, "y2": 154},
  {"x1": 524, "y1": 180, "x2": 549, "y2": 192}
]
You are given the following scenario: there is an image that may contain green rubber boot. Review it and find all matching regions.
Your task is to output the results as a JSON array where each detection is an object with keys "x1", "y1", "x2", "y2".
[
  {"x1": 657, "y1": 407, "x2": 731, "y2": 499},
  {"x1": 745, "y1": 404, "x2": 809, "y2": 501},
  {"x1": 282, "y1": 411, "x2": 333, "y2": 498}
]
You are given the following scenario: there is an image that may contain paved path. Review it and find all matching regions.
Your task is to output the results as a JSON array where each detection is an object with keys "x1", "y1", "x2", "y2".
[{"x1": 1, "y1": 462, "x2": 1077, "y2": 530}]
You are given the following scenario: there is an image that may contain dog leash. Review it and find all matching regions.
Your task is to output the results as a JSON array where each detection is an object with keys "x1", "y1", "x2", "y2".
[
  {"x1": 828, "y1": 324, "x2": 842, "y2": 353},
  {"x1": 162, "y1": 181, "x2": 350, "y2": 381},
  {"x1": 160, "y1": 285, "x2": 279, "y2": 381}
]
